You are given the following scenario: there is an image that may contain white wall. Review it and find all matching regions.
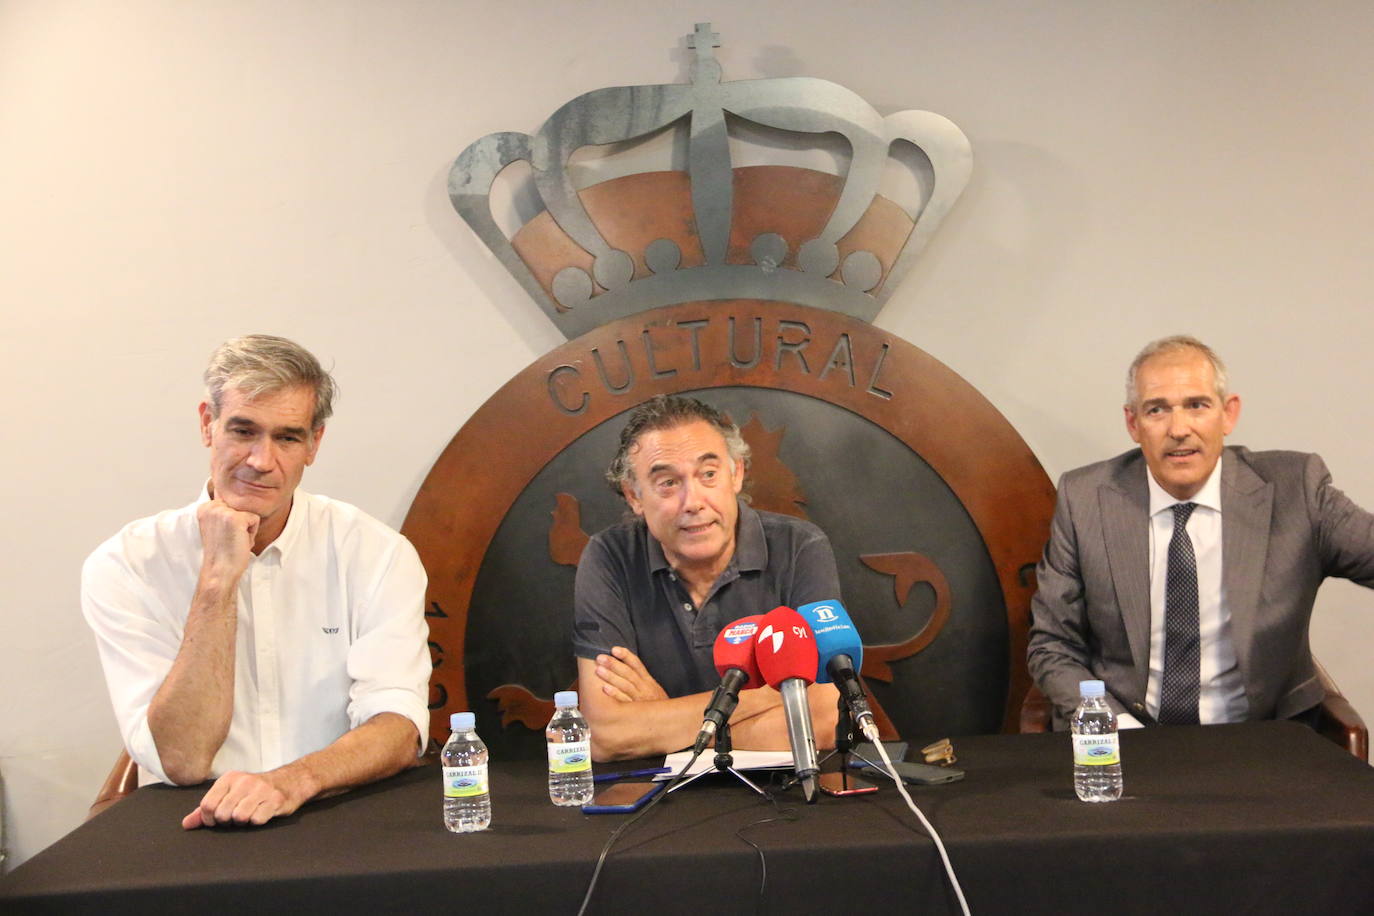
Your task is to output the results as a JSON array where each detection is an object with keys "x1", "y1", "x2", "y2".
[{"x1": 3, "y1": 0, "x2": 1372, "y2": 868}]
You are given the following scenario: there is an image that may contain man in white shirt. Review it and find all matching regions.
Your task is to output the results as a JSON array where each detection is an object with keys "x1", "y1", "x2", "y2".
[
  {"x1": 82, "y1": 335, "x2": 430, "y2": 828},
  {"x1": 1028, "y1": 335, "x2": 1374, "y2": 728}
]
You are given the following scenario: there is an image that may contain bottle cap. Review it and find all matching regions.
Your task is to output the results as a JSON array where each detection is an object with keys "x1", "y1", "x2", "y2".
[
  {"x1": 451, "y1": 711, "x2": 475, "y2": 730},
  {"x1": 553, "y1": 690, "x2": 579, "y2": 708},
  {"x1": 1078, "y1": 679, "x2": 1106, "y2": 697}
]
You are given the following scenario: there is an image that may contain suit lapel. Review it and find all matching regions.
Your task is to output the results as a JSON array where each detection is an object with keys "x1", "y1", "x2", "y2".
[
  {"x1": 1220, "y1": 448, "x2": 1273, "y2": 693},
  {"x1": 1099, "y1": 459, "x2": 1152, "y2": 697}
]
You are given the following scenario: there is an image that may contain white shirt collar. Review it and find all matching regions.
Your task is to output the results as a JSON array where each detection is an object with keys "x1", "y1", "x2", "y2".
[{"x1": 1146, "y1": 456, "x2": 1223, "y2": 517}]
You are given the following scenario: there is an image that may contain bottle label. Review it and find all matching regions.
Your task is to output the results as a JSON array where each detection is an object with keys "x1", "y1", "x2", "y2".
[
  {"x1": 1072, "y1": 733, "x2": 1120, "y2": 766},
  {"x1": 443, "y1": 764, "x2": 488, "y2": 798},
  {"x1": 548, "y1": 740, "x2": 592, "y2": 773}
]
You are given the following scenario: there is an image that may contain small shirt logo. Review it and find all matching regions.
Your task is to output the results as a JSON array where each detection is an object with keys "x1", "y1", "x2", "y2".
[{"x1": 322, "y1": 626, "x2": 339, "y2": 634}]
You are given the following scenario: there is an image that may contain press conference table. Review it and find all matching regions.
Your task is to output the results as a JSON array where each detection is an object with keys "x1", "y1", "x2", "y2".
[{"x1": 4, "y1": 722, "x2": 1373, "y2": 915}]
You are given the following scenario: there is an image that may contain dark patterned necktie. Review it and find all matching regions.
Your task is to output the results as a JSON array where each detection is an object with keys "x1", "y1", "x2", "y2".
[{"x1": 1159, "y1": 501, "x2": 1200, "y2": 725}]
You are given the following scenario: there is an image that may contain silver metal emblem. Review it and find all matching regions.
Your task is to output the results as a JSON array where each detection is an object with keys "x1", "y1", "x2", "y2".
[{"x1": 448, "y1": 22, "x2": 972, "y2": 339}]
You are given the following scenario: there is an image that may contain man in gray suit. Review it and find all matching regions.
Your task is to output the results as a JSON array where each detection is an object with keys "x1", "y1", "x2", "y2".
[{"x1": 1028, "y1": 335, "x2": 1374, "y2": 728}]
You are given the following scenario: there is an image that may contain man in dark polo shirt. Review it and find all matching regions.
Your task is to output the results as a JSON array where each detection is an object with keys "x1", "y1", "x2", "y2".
[{"x1": 573, "y1": 395, "x2": 842, "y2": 760}]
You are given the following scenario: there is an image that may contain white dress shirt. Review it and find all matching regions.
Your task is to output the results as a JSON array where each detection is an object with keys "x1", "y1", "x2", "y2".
[
  {"x1": 1143, "y1": 466, "x2": 1249, "y2": 724},
  {"x1": 82, "y1": 487, "x2": 431, "y2": 785}
]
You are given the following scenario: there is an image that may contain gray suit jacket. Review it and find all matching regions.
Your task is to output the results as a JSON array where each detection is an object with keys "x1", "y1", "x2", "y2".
[{"x1": 1027, "y1": 446, "x2": 1374, "y2": 728}]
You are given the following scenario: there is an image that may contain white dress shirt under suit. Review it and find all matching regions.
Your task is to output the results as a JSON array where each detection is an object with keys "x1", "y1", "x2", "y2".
[{"x1": 1143, "y1": 466, "x2": 1249, "y2": 724}]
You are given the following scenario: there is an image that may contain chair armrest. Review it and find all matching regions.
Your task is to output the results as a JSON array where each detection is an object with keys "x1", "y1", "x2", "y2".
[
  {"x1": 88, "y1": 750, "x2": 139, "y2": 820},
  {"x1": 1314, "y1": 660, "x2": 1368, "y2": 762},
  {"x1": 1019, "y1": 683, "x2": 1052, "y2": 733}
]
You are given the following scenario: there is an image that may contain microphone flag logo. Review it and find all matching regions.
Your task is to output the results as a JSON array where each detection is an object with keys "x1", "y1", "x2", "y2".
[
  {"x1": 722, "y1": 621, "x2": 759, "y2": 644},
  {"x1": 812, "y1": 604, "x2": 839, "y2": 623}
]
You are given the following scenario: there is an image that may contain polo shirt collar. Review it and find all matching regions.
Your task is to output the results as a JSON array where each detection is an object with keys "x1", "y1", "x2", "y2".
[
  {"x1": 646, "y1": 498, "x2": 765, "y2": 575},
  {"x1": 733, "y1": 502, "x2": 768, "y2": 573}
]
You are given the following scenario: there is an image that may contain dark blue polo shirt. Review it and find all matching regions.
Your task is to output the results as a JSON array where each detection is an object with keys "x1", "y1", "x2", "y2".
[{"x1": 572, "y1": 502, "x2": 842, "y2": 697}]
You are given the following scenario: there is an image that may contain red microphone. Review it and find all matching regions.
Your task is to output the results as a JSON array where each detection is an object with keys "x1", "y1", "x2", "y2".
[
  {"x1": 693, "y1": 616, "x2": 765, "y2": 754},
  {"x1": 714, "y1": 617, "x2": 764, "y2": 683},
  {"x1": 754, "y1": 606, "x2": 821, "y2": 802}
]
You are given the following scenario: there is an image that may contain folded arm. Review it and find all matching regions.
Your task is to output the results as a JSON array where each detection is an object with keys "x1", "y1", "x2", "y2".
[{"x1": 578, "y1": 651, "x2": 839, "y2": 760}]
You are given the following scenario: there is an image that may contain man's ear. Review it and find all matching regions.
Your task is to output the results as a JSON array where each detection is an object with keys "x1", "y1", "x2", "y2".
[
  {"x1": 198, "y1": 402, "x2": 214, "y2": 447},
  {"x1": 1123, "y1": 405, "x2": 1142, "y2": 444},
  {"x1": 305, "y1": 424, "x2": 325, "y2": 466},
  {"x1": 1221, "y1": 393, "x2": 1241, "y2": 436},
  {"x1": 621, "y1": 479, "x2": 643, "y2": 516},
  {"x1": 731, "y1": 457, "x2": 745, "y2": 494}
]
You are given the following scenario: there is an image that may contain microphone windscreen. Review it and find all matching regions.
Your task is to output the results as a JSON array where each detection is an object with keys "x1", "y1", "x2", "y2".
[
  {"x1": 713, "y1": 615, "x2": 764, "y2": 686},
  {"x1": 754, "y1": 606, "x2": 819, "y2": 689},
  {"x1": 796, "y1": 599, "x2": 863, "y2": 684}
]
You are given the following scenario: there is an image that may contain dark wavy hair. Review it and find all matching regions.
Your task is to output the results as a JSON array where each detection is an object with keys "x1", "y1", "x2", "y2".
[{"x1": 606, "y1": 394, "x2": 750, "y2": 498}]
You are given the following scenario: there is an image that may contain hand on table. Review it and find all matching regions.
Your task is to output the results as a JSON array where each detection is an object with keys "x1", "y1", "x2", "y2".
[{"x1": 181, "y1": 767, "x2": 309, "y2": 829}]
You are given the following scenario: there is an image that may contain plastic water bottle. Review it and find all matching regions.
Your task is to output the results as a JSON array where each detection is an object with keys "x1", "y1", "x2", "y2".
[
  {"x1": 442, "y1": 711, "x2": 491, "y2": 831},
  {"x1": 1071, "y1": 679, "x2": 1123, "y2": 802},
  {"x1": 546, "y1": 690, "x2": 594, "y2": 806}
]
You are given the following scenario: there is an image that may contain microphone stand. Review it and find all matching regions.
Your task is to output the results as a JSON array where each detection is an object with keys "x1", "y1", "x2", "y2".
[
  {"x1": 817, "y1": 693, "x2": 875, "y2": 793},
  {"x1": 835, "y1": 692, "x2": 856, "y2": 756},
  {"x1": 668, "y1": 720, "x2": 765, "y2": 796},
  {"x1": 818, "y1": 692, "x2": 854, "y2": 764}
]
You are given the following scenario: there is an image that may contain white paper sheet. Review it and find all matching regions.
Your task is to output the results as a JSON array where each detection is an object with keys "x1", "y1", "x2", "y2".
[{"x1": 656, "y1": 748, "x2": 794, "y2": 779}]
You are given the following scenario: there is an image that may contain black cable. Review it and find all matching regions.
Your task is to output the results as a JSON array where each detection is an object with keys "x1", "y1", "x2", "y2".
[
  {"x1": 575, "y1": 747, "x2": 705, "y2": 916},
  {"x1": 731, "y1": 786, "x2": 798, "y2": 915}
]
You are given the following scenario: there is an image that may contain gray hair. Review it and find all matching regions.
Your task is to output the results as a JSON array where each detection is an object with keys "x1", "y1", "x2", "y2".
[
  {"x1": 203, "y1": 334, "x2": 337, "y2": 430},
  {"x1": 1124, "y1": 335, "x2": 1229, "y2": 408},
  {"x1": 606, "y1": 394, "x2": 751, "y2": 498}
]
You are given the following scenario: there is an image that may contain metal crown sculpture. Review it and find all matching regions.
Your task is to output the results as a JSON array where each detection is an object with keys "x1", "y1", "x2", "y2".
[{"x1": 448, "y1": 22, "x2": 972, "y2": 339}]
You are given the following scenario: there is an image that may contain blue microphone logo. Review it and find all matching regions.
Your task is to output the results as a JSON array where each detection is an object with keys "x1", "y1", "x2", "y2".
[{"x1": 796, "y1": 599, "x2": 863, "y2": 684}]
